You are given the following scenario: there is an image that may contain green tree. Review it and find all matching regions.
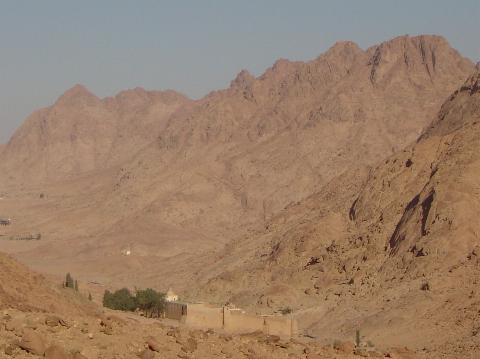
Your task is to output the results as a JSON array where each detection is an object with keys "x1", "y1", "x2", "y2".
[
  {"x1": 102, "y1": 288, "x2": 137, "y2": 311},
  {"x1": 65, "y1": 273, "x2": 74, "y2": 289},
  {"x1": 136, "y1": 288, "x2": 165, "y2": 318}
]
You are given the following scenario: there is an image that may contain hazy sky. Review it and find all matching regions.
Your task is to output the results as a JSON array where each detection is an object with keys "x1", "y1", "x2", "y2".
[{"x1": 0, "y1": 0, "x2": 478, "y2": 143}]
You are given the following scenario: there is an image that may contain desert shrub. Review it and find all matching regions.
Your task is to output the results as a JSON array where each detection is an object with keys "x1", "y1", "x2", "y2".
[
  {"x1": 420, "y1": 281, "x2": 430, "y2": 291},
  {"x1": 279, "y1": 307, "x2": 293, "y2": 315},
  {"x1": 103, "y1": 288, "x2": 137, "y2": 311}
]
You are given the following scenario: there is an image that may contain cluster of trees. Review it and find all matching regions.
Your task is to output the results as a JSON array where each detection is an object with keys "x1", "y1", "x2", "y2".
[
  {"x1": 63, "y1": 273, "x2": 93, "y2": 301},
  {"x1": 64, "y1": 273, "x2": 79, "y2": 291},
  {"x1": 103, "y1": 288, "x2": 166, "y2": 318}
]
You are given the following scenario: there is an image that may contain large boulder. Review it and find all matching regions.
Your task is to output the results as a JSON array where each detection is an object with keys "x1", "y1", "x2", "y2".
[
  {"x1": 45, "y1": 344, "x2": 74, "y2": 359},
  {"x1": 18, "y1": 328, "x2": 46, "y2": 355},
  {"x1": 146, "y1": 337, "x2": 162, "y2": 352},
  {"x1": 4, "y1": 319, "x2": 23, "y2": 334}
]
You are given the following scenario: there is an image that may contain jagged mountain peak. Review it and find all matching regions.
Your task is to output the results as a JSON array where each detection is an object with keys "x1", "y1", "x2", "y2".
[
  {"x1": 54, "y1": 84, "x2": 99, "y2": 107},
  {"x1": 366, "y1": 34, "x2": 473, "y2": 85},
  {"x1": 230, "y1": 69, "x2": 255, "y2": 89},
  {"x1": 323, "y1": 40, "x2": 363, "y2": 57}
]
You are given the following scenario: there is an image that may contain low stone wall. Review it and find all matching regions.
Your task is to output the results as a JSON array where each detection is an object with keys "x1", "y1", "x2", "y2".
[
  {"x1": 183, "y1": 303, "x2": 223, "y2": 330},
  {"x1": 165, "y1": 302, "x2": 187, "y2": 321},
  {"x1": 164, "y1": 302, "x2": 298, "y2": 337},
  {"x1": 263, "y1": 315, "x2": 298, "y2": 337},
  {"x1": 223, "y1": 308, "x2": 265, "y2": 334}
]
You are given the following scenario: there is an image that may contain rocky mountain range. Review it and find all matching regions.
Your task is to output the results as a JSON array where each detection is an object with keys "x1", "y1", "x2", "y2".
[
  {"x1": 185, "y1": 69, "x2": 480, "y2": 357},
  {"x1": 0, "y1": 34, "x2": 478, "y2": 358}
]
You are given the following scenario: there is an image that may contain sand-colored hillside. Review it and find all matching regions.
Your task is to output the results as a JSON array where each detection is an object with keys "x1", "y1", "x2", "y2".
[
  {"x1": 0, "y1": 252, "x2": 96, "y2": 317},
  {"x1": 0, "y1": 35, "x2": 478, "y2": 358},
  {"x1": 0, "y1": 36, "x2": 474, "y2": 287},
  {"x1": 186, "y1": 71, "x2": 480, "y2": 358},
  {"x1": 0, "y1": 251, "x2": 420, "y2": 358}
]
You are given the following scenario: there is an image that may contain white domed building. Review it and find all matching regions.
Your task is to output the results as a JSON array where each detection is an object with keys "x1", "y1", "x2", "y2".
[{"x1": 165, "y1": 288, "x2": 179, "y2": 302}]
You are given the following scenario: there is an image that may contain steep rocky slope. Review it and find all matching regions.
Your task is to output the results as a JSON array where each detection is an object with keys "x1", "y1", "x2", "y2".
[
  {"x1": 0, "y1": 252, "x2": 95, "y2": 316},
  {"x1": 110, "y1": 34, "x2": 473, "y2": 234},
  {"x1": 187, "y1": 70, "x2": 480, "y2": 358},
  {"x1": 0, "y1": 36, "x2": 474, "y2": 283},
  {"x1": 0, "y1": 34, "x2": 477, "y2": 358}
]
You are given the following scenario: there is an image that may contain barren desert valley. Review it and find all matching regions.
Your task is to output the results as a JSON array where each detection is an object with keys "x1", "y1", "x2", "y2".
[{"x1": 0, "y1": 31, "x2": 479, "y2": 358}]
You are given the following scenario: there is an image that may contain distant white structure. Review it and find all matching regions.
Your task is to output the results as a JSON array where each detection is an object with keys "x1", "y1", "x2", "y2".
[
  {"x1": 165, "y1": 288, "x2": 179, "y2": 302},
  {"x1": 121, "y1": 244, "x2": 132, "y2": 256}
]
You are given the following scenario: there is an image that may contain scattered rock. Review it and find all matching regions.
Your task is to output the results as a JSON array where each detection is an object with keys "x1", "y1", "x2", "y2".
[
  {"x1": 181, "y1": 338, "x2": 197, "y2": 353},
  {"x1": 4, "y1": 319, "x2": 23, "y2": 333},
  {"x1": 45, "y1": 315, "x2": 68, "y2": 327},
  {"x1": 166, "y1": 328, "x2": 180, "y2": 338},
  {"x1": 265, "y1": 335, "x2": 281, "y2": 344},
  {"x1": 72, "y1": 351, "x2": 89, "y2": 359},
  {"x1": 4, "y1": 342, "x2": 18, "y2": 356},
  {"x1": 138, "y1": 348, "x2": 155, "y2": 359},
  {"x1": 333, "y1": 340, "x2": 355, "y2": 354},
  {"x1": 385, "y1": 347, "x2": 418, "y2": 358},
  {"x1": 100, "y1": 319, "x2": 114, "y2": 335},
  {"x1": 189, "y1": 329, "x2": 208, "y2": 340},
  {"x1": 2, "y1": 312, "x2": 12, "y2": 321}
]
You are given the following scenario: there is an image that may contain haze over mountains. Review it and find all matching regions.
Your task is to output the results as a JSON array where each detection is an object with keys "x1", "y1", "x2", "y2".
[{"x1": 0, "y1": 34, "x2": 479, "y2": 357}]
